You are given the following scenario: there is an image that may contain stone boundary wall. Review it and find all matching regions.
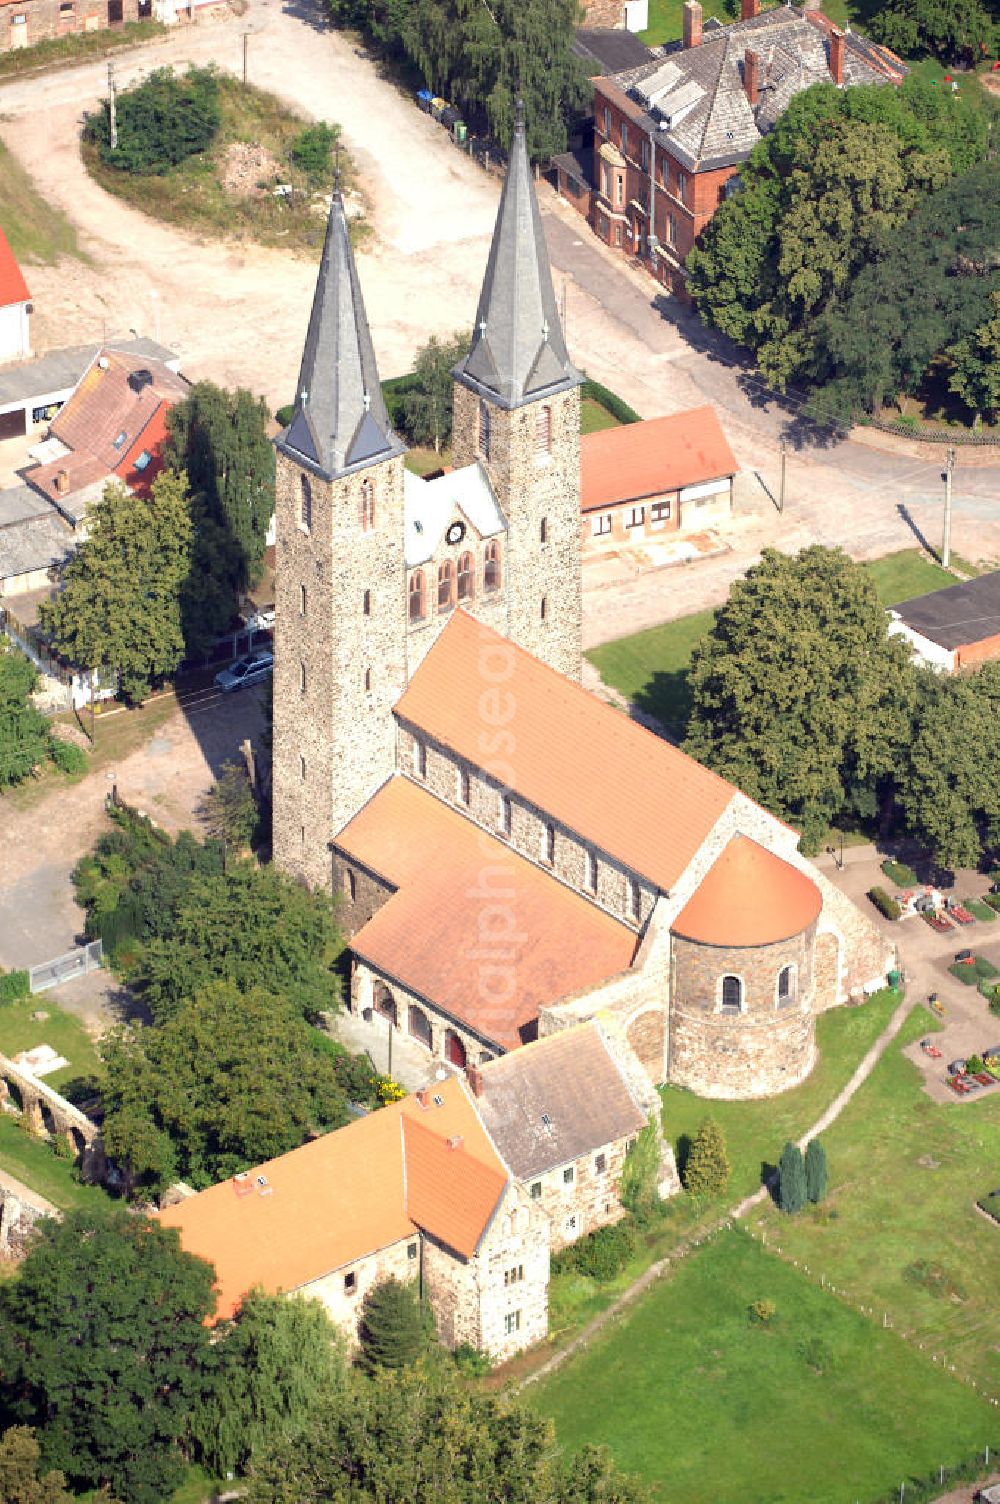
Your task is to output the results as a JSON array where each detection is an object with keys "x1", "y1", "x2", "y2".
[
  {"x1": 0, "y1": 1182, "x2": 56, "y2": 1260},
  {"x1": 0, "y1": 1054, "x2": 104, "y2": 1179}
]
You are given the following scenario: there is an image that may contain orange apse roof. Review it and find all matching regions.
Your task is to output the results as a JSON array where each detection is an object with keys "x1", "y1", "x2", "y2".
[
  {"x1": 0, "y1": 227, "x2": 30, "y2": 307},
  {"x1": 671, "y1": 835, "x2": 822, "y2": 947},
  {"x1": 336, "y1": 776, "x2": 637, "y2": 1049},
  {"x1": 394, "y1": 611, "x2": 736, "y2": 894},
  {"x1": 581, "y1": 407, "x2": 737, "y2": 514},
  {"x1": 159, "y1": 1078, "x2": 506, "y2": 1321}
]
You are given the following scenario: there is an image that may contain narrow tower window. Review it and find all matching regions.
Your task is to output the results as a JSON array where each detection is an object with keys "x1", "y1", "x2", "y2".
[
  {"x1": 457, "y1": 552, "x2": 474, "y2": 601},
  {"x1": 777, "y1": 965, "x2": 795, "y2": 1006},
  {"x1": 542, "y1": 823, "x2": 555, "y2": 865},
  {"x1": 721, "y1": 975, "x2": 743, "y2": 1014},
  {"x1": 500, "y1": 793, "x2": 512, "y2": 838},
  {"x1": 535, "y1": 406, "x2": 552, "y2": 456},
  {"x1": 628, "y1": 877, "x2": 641, "y2": 922},
  {"x1": 359, "y1": 478, "x2": 375, "y2": 533},
  {"x1": 300, "y1": 755, "x2": 306, "y2": 781},
  {"x1": 540, "y1": 518, "x2": 548, "y2": 544},
  {"x1": 540, "y1": 596, "x2": 548, "y2": 622},
  {"x1": 587, "y1": 850, "x2": 598, "y2": 893},
  {"x1": 413, "y1": 739, "x2": 427, "y2": 779},
  {"x1": 363, "y1": 589, "x2": 371, "y2": 616},
  {"x1": 299, "y1": 661, "x2": 306, "y2": 693},
  {"x1": 300, "y1": 475, "x2": 312, "y2": 531},
  {"x1": 299, "y1": 583, "x2": 307, "y2": 616},
  {"x1": 409, "y1": 569, "x2": 426, "y2": 621},
  {"x1": 459, "y1": 767, "x2": 471, "y2": 805},
  {"x1": 437, "y1": 559, "x2": 455, "y2": 612},
  {"x1": 478, "y1": 400, "x2": 491, "y2": 459},
  {"x1": 364, "y1": 668, "x2": 372, "y2": 693},
  {"x1": 484, "y1": 539, "x2": 501, "y2": 593}
]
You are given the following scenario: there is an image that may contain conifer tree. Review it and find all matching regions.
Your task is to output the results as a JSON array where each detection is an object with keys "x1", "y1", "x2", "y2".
[
  {"x1": 805, "y1": 1139, "x2": 828, "y2": 1205},
  {"x1": 682, "y1": 1117, "x2": 731, "y2": 1198},
  {"x1": 358, "y1": 1277, "x2": 434, "y2": 1372},
  {"x1": 778, "y1": 1141, "x2": 807, "y2": 1214}
]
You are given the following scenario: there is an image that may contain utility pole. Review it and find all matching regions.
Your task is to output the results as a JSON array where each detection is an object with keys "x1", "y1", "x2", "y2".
[
  {"x1": 108, "y1": 61, "x2": 118, "y2": 151},
  {"x1": 242, "y1": 30, "x2": 248, "y2": 84},
  {"x1": 941, "y1": 446, "x2": 955, "y2": 568},
  {"x1": 779, "y1": 439, "x2": 787, "y2": 515}
]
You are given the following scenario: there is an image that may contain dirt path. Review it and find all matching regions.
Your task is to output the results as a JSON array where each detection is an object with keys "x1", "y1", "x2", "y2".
[{"x1": 519, "y1": 992, "x2": 914, "y2": 1391}]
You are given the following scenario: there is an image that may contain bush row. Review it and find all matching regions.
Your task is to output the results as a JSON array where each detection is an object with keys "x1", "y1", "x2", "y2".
[
  {"x1": 580, "y1": 377, "x2": 641, "y2": 425},
  {"x1": 550, "y1": 1217, "x2": 637, "y2": 1283},
  {"x1": 0, "y1": 970, "x2": 30, "y2": 1003},
  {"x1": 868, "y1": 886, "x2": 901, "y2": 921}
]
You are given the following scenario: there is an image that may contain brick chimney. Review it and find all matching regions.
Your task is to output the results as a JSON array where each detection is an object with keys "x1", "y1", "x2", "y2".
[
  {"x1": 829, "y1": 28, "x2": 845, "y2": 84},
  {"x1": 415, "y1": 1088, "x2": 430, "y2": 1109},
  {"x1": 466, "y1": 1065, "x2": 484, "y2": 1097},
  {"x1": 682, "y1": 0, "x2": 702, "y2": 48},
  {"x1": 740, "y1": 0, "x2": 759, "y2": 19},
  {"x1": 447, "y1": 1134, "x2": 464, "y2": 1151},
  {"x1": 54, "y1": 470, "x2": 69, "y2": 497},
  {"x1": 744, "y1": 49, "x2": 760, "y2": 106}
]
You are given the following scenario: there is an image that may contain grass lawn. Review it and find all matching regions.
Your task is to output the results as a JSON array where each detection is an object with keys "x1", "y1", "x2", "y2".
[
  {"x1": 532, "y1": 1229, "x2": 996, "y2": 1504},
  {"x1": 0, "y1": 140, "x2": 83, "y2": 266},
  {"x1": 0, "y1": 1115, "x2": 113, "y2": 1213},
  {"x1": 639, "y1": 0, "x2": 846, "y2": 44},
  {"x1": 965, "y1": 899, "x2": 997, "y2": 923},
  {"x1": 0, "y1": 999, "x2": 101, "y2": 1091},
  {"x1": 865, "y1": 549, "x2": 956, "y2": 606},
  {"x1": 404, "y1": 446, "x2": 451, "y2": 476},
  {"x1": 581, "y1": 397, "x2": 622, "y2": 435},
  {"x1": 0, "y1": 18, "x2": 164, "y2": 81},
  {"x1": 754, "y1": 1005, "x2": 1000, "y2": 1394},
  {"x1": 661, "y1": 988, "x2": 900, "y2": 1202},
  {"x1": 83, "y1": 76, "x2": 358, "y2": 256}
]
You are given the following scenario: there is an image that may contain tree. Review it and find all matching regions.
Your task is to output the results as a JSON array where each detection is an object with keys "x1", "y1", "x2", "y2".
[
  {"x1": 133, "y1": 861, "x2": 343, "y2": 1023},
  {"x1": 0, "y1": 1427, "x2": 74, "y2": 1504},
  {"x1": 778, "y1": 1141, "x2": 806, "y2": 1214},
  {"x1": 948, "y1": 291, "x2": 1000, "y2": 427},
  {"x1": 192, "y1": 1293, "x2": 347, "y2": 1477},
  {"x1": 164, "y1": 381, "x2": 275, "y2": 591},
  {"x1": 84, "y1": 65, "x2": 221, "y2": 175},
  {"x1": 358, "y1": 1277, "x2": 435, "y2": 1372},
  {"x1": 683, "y1": 547, "x2": 914, "y2": 851},
  {"x1": 289, "y1": 122, "x2": 340, "y2": 184},
  {"x1": 246, "y1": 1360, "x2": 649, "y2": 1503},
  {"x1": 867, "y1": 0, "x2": 995, "y2": 63},
  {"x1": 896, "y1": 664, "x2": 1000, "y2": 871},
  {"x1": 804, "y1": 1139, "x2": 827, "y2": 1205},
  {"x1": 0, "y1": 647, "x2": 51, "y2": 789},
  {"x1": 200, "y1": 759, "x2": 260, "y2": 850},
  {"x1": 38, "y1": 473, "x2": 192, "y2": 704},
  {"x1": 0, "y1": 1210, "x2": 214, "y2": 1504},
  {"x1": 400, "y1": 332, "x2": 470, "y2": 452},
  {"x1": 682, "y1": 1117, "x2": 731, "y2": 1198},
  {"x1": 101, "y1": 981, "x2": 351, "y2": 1193}
]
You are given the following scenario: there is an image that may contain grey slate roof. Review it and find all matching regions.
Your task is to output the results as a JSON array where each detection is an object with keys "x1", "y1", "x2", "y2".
[
  {"x1": 276, "y1": 192, "x2": 405, "y2": 481},
  {"x1": 0, "y1": 338, "x2": 179, "y2": 411},
  {"x1": 474, "y1": 1023, "x2": 646, "y2": 1180},
  {"x1": 454, "y1": 108, "x2": 581, "y2": 411},
  {"x1": 609, "y1": 6, "x2": 904, "y2": 172},
  {"x1": 895, "y1": 571, "x2": 1000, "y2": 651},
  {"x1": 0, "y1": 511, "x2": 72, "y2": 583},
  {"x1": 574, "y1": 26, "x2": 656, "y2": 76}
]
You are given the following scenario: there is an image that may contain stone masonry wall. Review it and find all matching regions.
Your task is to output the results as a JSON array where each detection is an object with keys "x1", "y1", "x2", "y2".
[
  {"x1": 396, "y1": 728, "x2": 656, "y2": 931},
  {"x1": 520, "y1": 1136, "x2": 635, "y2": 1254},
  {"x1": 451, "y1": 381, "x2": 582, "y2": 683},
  {"x1": 332, "y1": 855, "x2": 394, "y2": 934},
  {"x1": 1, "y1": 0, "x2": 141, "y2": 51},
  {"x1": 302, "y1": 1234, "x2": 418, "y2": 1350},
  {"x1": 668, "y1": 924, "x2": 817, "y2": 1098},
  {"x1": 352, "y1": 961, "x2": 503, "y2": 1063},
  {"x1": 272, "y1": 449, "x2": 409, "y2": 892}
]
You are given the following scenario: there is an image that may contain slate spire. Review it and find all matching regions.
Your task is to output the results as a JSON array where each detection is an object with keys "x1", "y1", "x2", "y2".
[
  {"x1": 278, "y1": 187, "x2": 404, "y2": 480},
  {"x1": 454, "y1": 101, "x2": 580, "y2": 411}
]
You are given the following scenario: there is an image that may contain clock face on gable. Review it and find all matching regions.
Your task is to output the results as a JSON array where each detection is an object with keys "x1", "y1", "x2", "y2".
[{"x1": 445, "y1": 521, "x2": 466, "y2": 546}]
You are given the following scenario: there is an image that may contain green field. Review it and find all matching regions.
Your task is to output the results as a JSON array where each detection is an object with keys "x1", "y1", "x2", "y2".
[
  {"x1": 0, "y1": 140, "x2": 82, "y2": 266},
  {"x1": 585, "y1": 550, "x2": 963, "y2": 735},
  {"x1": 755, "y1": 1005, "x2": 1000, "y2": 1395},
  {"x1": 0, "y1": 998, "x2": 101, "y2": 1092},
  {"x1": 533, "y1": 1229, "x2": 996, "y2": 1503},
  {"x1": 0, "y1": 1115, "x2": 113, "y2": 1213}
]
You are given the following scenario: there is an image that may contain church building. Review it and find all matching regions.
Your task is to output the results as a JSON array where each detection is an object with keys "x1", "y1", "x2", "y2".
[{"x1": 271, "y1": 113, "x2": 892, "y2": 1102}]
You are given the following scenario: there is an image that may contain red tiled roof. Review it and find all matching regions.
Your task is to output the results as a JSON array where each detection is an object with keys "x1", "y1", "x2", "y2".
[
  {"x1": 394, "y1": 612, "x2": 737, "y2": 894},
  {"x1": 0, "y1": 226, "x2": 29, "y2": 307},
  {"x1": 159, "y1": 1077, "x2": 507, "y2": 1322},
  {"x1": 335, "y1": 776, "x2": 638, "y2": 1049},
  {"x1": 115, "y1": 400, "x2": 171, "y2": 497},
  {"x1": 671, "y1": 835, "x2": 821, "y2": 947},
  {"x1": 51, "y1": 349, "x2": 186, "y2": 472},
  {"x1": 581, "y1": 408, "x2": 737, "y2": 513}
]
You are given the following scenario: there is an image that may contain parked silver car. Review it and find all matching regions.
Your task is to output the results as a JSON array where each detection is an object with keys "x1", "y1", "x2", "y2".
[{"x1": 214, "y1": 648, "x2": 274, "y2": 693}]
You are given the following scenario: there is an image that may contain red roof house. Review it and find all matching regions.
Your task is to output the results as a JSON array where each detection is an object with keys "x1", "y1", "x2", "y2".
[{"x1": 0, "y1": 225, "x2": 31, "y2": 366}]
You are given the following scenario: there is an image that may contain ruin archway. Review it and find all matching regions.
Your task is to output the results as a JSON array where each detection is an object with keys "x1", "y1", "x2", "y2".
[
  {"x1": 408, "y1": 1005, "x2": 432, "y2": 1049},
  {"x1": 444, "y1": 1030, "x2": 467, "y2": 1069}
]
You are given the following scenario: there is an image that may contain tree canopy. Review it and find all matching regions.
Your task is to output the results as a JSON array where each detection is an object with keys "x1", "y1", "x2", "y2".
[
  {"x1": 358, "y1": 1277, "x2": 435, "y2": 1372},
  {"x1": 686, "y1": 76, "x2": 991, "y2": 405},
  {"x1": 0, "y1": 647, "x2": 52, "y2": 789},
  {"x1": 84, "y1": 65, "x2": 221, "y2": 175},
  {"x1": 38, "y1": 473, "x2": 192, "y2": 704},
  {"x1": 0, "y1": 1427, "x2": 76, "y2": 1504},
  {"x1": 683, "y1": 547, "x2": 913, "y2": 852},
  {"x1": 399, "y1": 332, "x2": 470, "y2": 452},
  {"x1": 100, "y1": 980, "x2": 352, "y2": 1192},
  {"x1": 0, "y1": 1210, "x2": 214, "y2": 1504},
  {"x1": 867, "y1": 0, "x2": 996, "y2": 64}
]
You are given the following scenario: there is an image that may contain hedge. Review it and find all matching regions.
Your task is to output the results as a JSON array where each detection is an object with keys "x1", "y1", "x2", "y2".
[
  {"x1": 949, "y1": 962, "x2": 982, "y2": 986},
  {"x1": 0, "y1": 969, "x2": 30, "y2": 1003},
  {"x1": 867, "y1": 886, "x2": 901, "y2": 921},
  {"x1": 977, "y1": 1193, "x2": 1000, "y2": 1224},
  {"x1": 550, "y1": 1218, "x2": 637, "y2": 1282},
  {"x1": 881, "y1": 858, "x2": 918, "y2": 887}
]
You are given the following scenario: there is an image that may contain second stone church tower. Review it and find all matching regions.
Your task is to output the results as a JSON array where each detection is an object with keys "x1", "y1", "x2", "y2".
[{"x1": 272, "y1": 112, "x2": 582, "y2": 889}]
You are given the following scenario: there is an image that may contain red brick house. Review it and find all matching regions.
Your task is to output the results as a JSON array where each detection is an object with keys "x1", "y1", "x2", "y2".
[
  {"x1": 570, "y1": 0, "x2": 905, "y2": 295},
  {"x1": 1, "y1": 0, "x2": 149, "y2": 50},
  {"x1": 581, "y1": 405, "x2": 736, "y2": 552}
]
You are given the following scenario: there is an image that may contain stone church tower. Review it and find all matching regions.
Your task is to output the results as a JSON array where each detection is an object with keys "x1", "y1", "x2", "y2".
[
  {"x1": 272, "y1": 189, "x2": 408, "y2": 888},
  {"x1": 452, "y1": 105, "x2": 583, "y2": 682}
]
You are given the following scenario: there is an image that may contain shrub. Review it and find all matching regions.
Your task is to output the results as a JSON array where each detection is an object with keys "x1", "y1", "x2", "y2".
[
  {"x1": 778, "y1": 1141, "x2": 806, "y2": 1214},
  {"x1": 881, "y1": 858, "x2": 918, "y2": 887},
  {"x1": 683, "y1": 1117, "x2": 731, "y2": 1197},
  {"x1": 453, "y1": 1342, "x2": 493, "y2": 1377},
  {"x1": 747, "y1": 1298, "x2": 776, "y2": 1325},
  {"x1": 289, "y1": 121, "x2": 339, "y2": 183},
  {"x1": 275, "y1": 403, "x2": 295, "y2": 426},
  {"x1": 989, "y1": 993, "x2": 1000, "y2": 1017},
  {"x1": 358, "y1": 1277, "x2": 435, "y2": 1371},
  {"x1": 805, "y1": 1138, "x2": 827, "y2": 1204},
  {"x1": 985, "y1": 894, "x2": 1000, "y2": 912},
  {"x1": 966, "y1": 1054, "x2": 984, "y2": 1074},
  {"x1": 0, "y1": 969, "x2": 30, "y2": 1002},
  {"x1": 949, "y1": 961, "x2": 981, "y2": 985},
  {"x1": 49, "y1": 737, "x2": 88, "y2": 774},
  {"x1": 618, "y1": 1118, "x2": 663, "y2": 1224},
  {"x1": 552, "y1": 1219, "x2": 637, "y2": 1283},
  {"x1": 84, "y1": 65, "x2": 221, "y2": 175},
  {"x1": 867, "y1": 886, "x2": 901, "y2": 920}
]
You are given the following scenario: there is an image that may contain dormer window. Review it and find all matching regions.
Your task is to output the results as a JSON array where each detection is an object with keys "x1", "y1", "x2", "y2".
[
  {"x1": 112, "y1": 430, "x2": 128, "y2": 450},
  {"x1": 133, "y1": 450, "x2": 151, "y2": 472}
]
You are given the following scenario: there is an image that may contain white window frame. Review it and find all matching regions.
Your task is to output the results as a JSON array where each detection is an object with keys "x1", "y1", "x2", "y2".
[
  {"x1": 776, "y1": 963, "x2": 797, "y2": 1007},
  {"x1": 591, "y1": 513, "x2": 613, "y2": 538},
  {"x1": 719, "y1": 973, "x2": 745, "y2": 1015}
]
